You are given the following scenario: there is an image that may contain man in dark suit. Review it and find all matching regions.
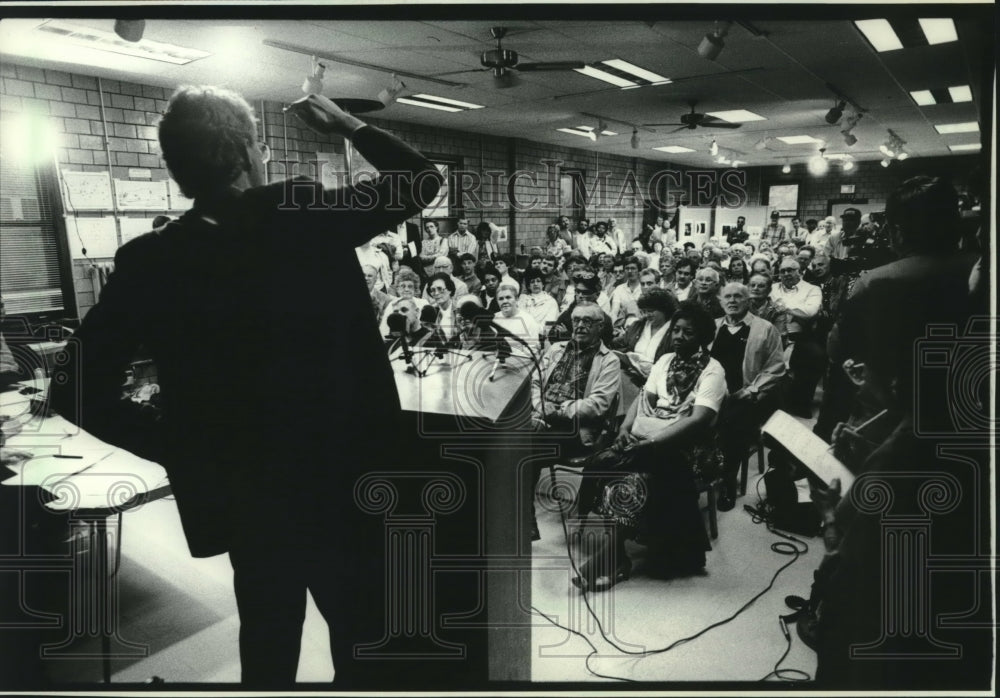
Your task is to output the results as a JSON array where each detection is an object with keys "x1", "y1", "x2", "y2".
[{"x1": 50, "y1": 87, "x2": 443, "y2": 688}]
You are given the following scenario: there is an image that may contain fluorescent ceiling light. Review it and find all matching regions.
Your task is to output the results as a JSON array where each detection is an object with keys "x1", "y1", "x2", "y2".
[
  {"x1": 948, "y1": 143, "x2": 981, "y2": 152},
  {"x1": 35, "y1": 19, "x2": 210, "y2": 64},
  {"x1": 910, "y1": 90, "x2": 936, "y2": 106},
  {"x1": 934, "y1": 121, "x2": 979, "y2": 134},
  {"x1": 557, "y1": 127, "x2": 617, "y2": 138},
  {"x1": 600, "y1": 59, "x2": 671, "y2": 85},
  {"x1": 573, "y1": 65, "x2": 637, "y2": 88},
  {"x1": 948, "y1": 85, "x2": 973, "y2": 103},
  {"x1": 706, "y1": 109, "x2": 767, "y2": 123},
  {"x1": 653, "y1": 145, "x2": 695, "y2": 153},
  {"x1": 854, "y1": 19, "x2": 903, "y2": 52},
  {"x1": 409, "y1": 93, "x2": 484, "y2": 110},
  {"x1": 578, "y1": 125, "x2": 617, "y2": 136},
  {"x1": 776, "y1": 135, "x2": 824, "y2": 144},
  {"x1": 919, "y1": 18, "x2": 958, "y2": 45},
  {"x1": 396, "y1": 97, "x2": 462, "y2": 112}
]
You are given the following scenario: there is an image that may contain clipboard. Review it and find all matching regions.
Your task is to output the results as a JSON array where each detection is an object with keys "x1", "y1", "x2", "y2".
[{"x1": 760, "y1": 410, "x2": 856, "y2": 493}]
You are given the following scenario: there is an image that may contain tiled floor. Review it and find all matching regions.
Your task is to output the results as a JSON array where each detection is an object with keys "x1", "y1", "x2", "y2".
[{"x1": 40, "y1": 420, "x2": 824, "y2": 687}]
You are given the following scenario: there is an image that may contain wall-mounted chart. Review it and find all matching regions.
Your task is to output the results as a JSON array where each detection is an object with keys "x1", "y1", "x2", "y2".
[
  {"x1": 167, "y1": 179, "x2": 193, "y2": 211},
  {"x1": 115, "y1": 179, "x2": 169, "y2": 210},
  {"x1": 119, "y1": 217, "x2": 159, "y2": 245},
  {"x1": 60, "y1": 170, "x2": 114, "y2": 211},
  {"x1": 64, "y1": 216, "x2": 119, "y2": 259}
]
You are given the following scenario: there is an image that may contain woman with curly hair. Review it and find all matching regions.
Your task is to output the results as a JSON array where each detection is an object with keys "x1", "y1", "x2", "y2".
[{"x1": 572, "y1": 301, "x2": 725, "y2": 591}]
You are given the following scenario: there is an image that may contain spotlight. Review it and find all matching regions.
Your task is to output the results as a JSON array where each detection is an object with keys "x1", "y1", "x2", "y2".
[
  {"x1": 377, "y1": 74, "x2": 406, "y2": 107},
  {"x1": 880, "y1": 158, "x2": 890, "y2": 168},
  {"x1": 114, "y1": 19, "x2": 145, "y2": 43},
  {"x1": 825, "y1": 100, "x2": 846, "y2": 125},
  {"x1": 879, "y1": 142, "x2": 895, "y2": 158},
  {"x1": 782, "y1": 162, "x2": 791, "y2": 174},
  {"x1": 842, "y1": 159, "x2": 854, "y2": 171},
  {"x1": 710, "y1": 140, "x2": 719, "y2": 156},
  {"x1": 630, "y1": 128, "x2": 640, "y2": 150},
  {"x1": 302, "y1": 56, "x2": 326, "y2": 94},
  {"x1": 843, "y1": 131, "x2": 858, "y2": 146},
  {"x1": 698, "y1": 21, "x2": 732, "y2": 61},
  {"x1": 896, "y1": 150, "x2": 909, "y2": 161}
]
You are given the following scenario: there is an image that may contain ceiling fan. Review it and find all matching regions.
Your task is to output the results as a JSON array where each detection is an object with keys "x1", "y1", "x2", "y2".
[
  {"x1": 434, "y1": 26, "x2": 585, "y2": 88},
  {"x1": 642, "y1": 101, "x2": 742, "y2": 132}
]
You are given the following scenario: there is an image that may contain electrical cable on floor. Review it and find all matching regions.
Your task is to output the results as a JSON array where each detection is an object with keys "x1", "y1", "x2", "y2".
[{"x1": 531, "y1": 467, "x2": 813, "y2": 682}]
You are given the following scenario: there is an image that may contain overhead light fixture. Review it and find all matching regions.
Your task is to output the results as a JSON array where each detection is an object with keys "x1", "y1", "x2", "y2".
[
  {"x1": 808, "y1": 148, "x2": 829, "y2": 175},
  {"x1": 573, "y1": 65, "x2": 637, "y2": 88},
  {"x1": 896, "y1": 151, "x2": 910, "y2": 161},
  {"x1": 631, "y1": 128, "x2": 640, "y2": 149},
  {"x1": 408, "y1": 94, "x2": 483, "y2": 110},
  {"x1": 910, "y1": 85, "x2": 974, "y2": 106},
  {"x1": 934, "y1": 121, "x2": 979, "y2": 134},
  {"x1": 949, "y1": 143, "x2": 981, "y2": 152},
  {"x1": 654, "y1": 145, "x2": 695, "y2": 154},
  {"x1": 302, "y1": 55, "x2": 325, "y2": 94},
  {"x1": 825, "y1": 100, "x2": 846, "y2": 125},
  {"x1": 377, "y1": 74, "x2": 406, "y2": 106},
  {"x1": 879, "y1": 129, "x2": 906, "y2": 159},
  {"x1": 557, "y1": 125, "x2": 617, "y2": 140},
  {"x1": 599, "y1": 59, "x2": 671, "y2": 86},
  {"x1": 698, "y1": 20, "x2": 732, "y2": 61},
  {"x1": 396, "y1": 97, "x2": 461, "y2": 113},
  {"x1": 843, "y1": 132, "x2": 858, "y2": 146},
  {"x1": 855, "y1": 18, "x2": 958, "y2": 52},
  {"x1": 776, "y1": 135, "x2": 824, "y2": 145},
  {"x1": 781, "y1": 161, "x2": 791, "y2": 174},
  {"x1": 710, "y1": 140, "x2": 719, "y2": 156},
  {"x1": 33, "y1": 19, "x2": 211, "y2": 65},
  {"x1": 880, "y1": 159, "x2": 891, "y2": 168},
  {"x1": 842, "y1": 159, "x2": 855, "y2": 171},
  {"x1": 706, "y1": 109, "x2": 767, "y2": 123},
  {"x1": 113, "y1": 19, "x2": 145, "y2": 43}
]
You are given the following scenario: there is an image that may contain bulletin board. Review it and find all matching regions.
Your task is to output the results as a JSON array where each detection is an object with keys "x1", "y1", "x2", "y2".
[
  {"x1": 64, "y1": 216, "x2": 119, "y2": 259},
  {"x1": 677, "y1": 206, "x2": 713, "y2": 246},
  {"x1": 767, "y1": 183, "x2": 800, "y2": 216},
  {"x1": 119, "y1": 217, "x2": 159, "y2": 245}
]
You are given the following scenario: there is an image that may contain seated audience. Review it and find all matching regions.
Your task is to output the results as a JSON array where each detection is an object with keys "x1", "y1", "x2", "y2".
[
  {"x1": 571, "y1": 302, "x2": 725, "y2": 591},
  {"x1": 494, "y1": 254, "x2": 521, "y2": 293},
  {"x1": 613, "y1": 287, "x2": 678, "y2": 381},
  {"x1": 476, "y1": 262, "x2": 502, "y2": 315},
  {"x1": 457, "y1": 253, "x2": 482, "y2": 294},
  {"x1": 608, "y1": 256, "x2": 643, "y2": 329},
  {"x1": 670, "y1": 257, "x2": 697, "y2": 301},
  {"x1": 379, "y1": 268, "x2": 427, "y2": 337},
  {"x1": 422, "y1": 256, "x2": 468, "y2": 301},
  {"x1": 493, "y1": 283, "x2": 542, "y2": 356},
  {"x1": 425, "y1": 272, "x2": 459, "y2": 338},
  {"x1": 384, "y1": 297, "x2": 446, "y2": 354},
  {"x1": 746, "y1": 272, "x2": 788, "y2": 339},
  {"x1": 710, "y1": 282, "x2": 786, "y2": 509},
  {"x1": 726, "y1": 255, "x2": 749, "y2": 284},
  {"x1": 658, "y1": 252, "x2": 676, "y2": 288},
  {"x1": 638, "y1": 268, "x2": 661, "y2": 295},
  {"x1": 549, "y1": 274, "x2": 614, "y2": 346},
  {"x1": 519, "y1": 268, "x2": 560, "y2": 328}
]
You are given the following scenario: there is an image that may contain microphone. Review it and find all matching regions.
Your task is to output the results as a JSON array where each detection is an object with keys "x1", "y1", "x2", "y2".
[
  {"x1": 386, "y1": 312, "x2": 416, "y2": 372},
  {"x1": 420, "y1": 304, "x2": 441, "y2": 328}
]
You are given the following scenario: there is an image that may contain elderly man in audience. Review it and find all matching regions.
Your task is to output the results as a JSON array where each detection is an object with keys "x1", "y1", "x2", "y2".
[
  {"x1": 363, "y1": 264, "x2": 394, "y2": 321},
  {"x1": 476, "y1": 262, "x2": 502, "y2": 315},
  {"x1": 425, "y1": 272, "x2": 460, "y2": 338},
  {"x1": 549, "y1": 273, "x2": 614, "y2": 346},
  {"x1": 519, "y1": 267, "x2": 560, "y2": 328},
  {"x1": 529, "y1": 301, "x2": 622, "y2": 540},
  {"x1": 384, "y1": 297, "x2": 446, "y2": 354},
  {"x1": 670, "y1": 257, "x2": 697, "y2": 301},
  {"x1": 772, "y1": 255, "x2": 823, "y2": 417},
  {"x1": 422, "y1": 256, "x2": 468, "y2": 301},
  {"x1": 447, "y1": 217, "x2": 479, "y2": 258},
  {"x1": 711, "y1": 282, "x2": 786, "y2": 509},
  {"x1": 456, "y1": 253, "x2": 481, "y2": 295},
  {"x1": 746, "y1": 272, "x2": 787, "y2": 339},
  {"x1": 692, "y1": 266, "x2": 725, "y2": 319}
]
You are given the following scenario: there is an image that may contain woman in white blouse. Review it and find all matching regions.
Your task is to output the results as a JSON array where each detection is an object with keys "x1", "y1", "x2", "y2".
[
  {"x1": 518, "y1": 267, "x2": 560, "y2": 328},
  {"x1": 492, "y1": 283, "x2": 541, "y2": 356}
]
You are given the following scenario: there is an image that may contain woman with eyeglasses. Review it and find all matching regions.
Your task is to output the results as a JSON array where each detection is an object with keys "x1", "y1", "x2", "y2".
[
  {"x1": 425, "y1": 272, "x2": 458, "y2": 338},
  {"x1": 572, "y1": 302, "x2": 725, "y2": 592}
]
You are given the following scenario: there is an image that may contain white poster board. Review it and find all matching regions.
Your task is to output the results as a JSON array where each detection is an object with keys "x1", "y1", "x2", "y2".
[
  {"x1": 64, "y1": 216, "x2": 119, "y2": 259},
  {"x1": 114, "y1": 179, "x2": 169, "y2": 210},
  {"x1": 677, "y1": 206, "x2": 713, "y2": 246},
  {"x1": 119, "y1": 217, "x2": 159, "y2": 245},
  {"x1": 167, "y1": 180, "x2": 194, "y2": 211},
  {"x1": 60, "y1": 170, "x2": 113, "y2": 211}
]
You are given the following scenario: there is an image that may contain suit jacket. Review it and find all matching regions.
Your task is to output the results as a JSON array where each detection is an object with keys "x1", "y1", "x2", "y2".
[
  {"x1": 531, "y1": 341, "x2": 621, "y2": 446},
  {"x1": 712, "y1": 312, "x2": 786, "y2": 397},
  {"x1": 50, "y1": 125, "x2": 442, "y2": 557}
]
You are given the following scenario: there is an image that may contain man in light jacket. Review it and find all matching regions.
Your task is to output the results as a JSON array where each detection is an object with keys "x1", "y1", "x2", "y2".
[{"x1": 710, "y1": 282, "x2": 786, "y2": 509}]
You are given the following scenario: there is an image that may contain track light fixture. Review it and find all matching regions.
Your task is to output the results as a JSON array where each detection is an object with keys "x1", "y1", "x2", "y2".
[
  {"x1": 825, "y1": 100, "x2": 846, "y2": 125},
  {"x1": 879, "y1": 129, "x2": 907, "y2": 160},
  {"x1": 114, "y1": 19, "x2": 145, "y2": 43},
  {"x1": 302, "y1": 55, "x2": 326, "y2": 94},
  {"x1": 698, "y1": 21, "x2": 732, "y2": 61},
  {"x1": 880, "y1": 159, "x2": 890, "y2": 168},
  {"x1": 842, "y1": 159, "x2": 855, "y2": 171},
  {"x1": 782, "y1": 160, "x2": 791, "y2": 174},
  {"x1": 808, "y1": 147, "x2": 829, "y2": 175},
  {"x1": 631, "y1": 128, "x2": 640, "y2": 149},
  {"x1": 710, "y1": 139, "x2": 719, "y2": 156}
]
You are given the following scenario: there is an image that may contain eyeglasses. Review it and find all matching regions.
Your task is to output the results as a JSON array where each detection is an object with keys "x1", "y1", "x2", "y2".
[
  {"x1": 429, "y1": 286, "x2": 448, "y2": 294},
  {"x1": 571, "y1": 317, "x2": 598, "y2": 328},
  {"x1": 574, "y1": 289, "x2": 597, "y2": 298}
]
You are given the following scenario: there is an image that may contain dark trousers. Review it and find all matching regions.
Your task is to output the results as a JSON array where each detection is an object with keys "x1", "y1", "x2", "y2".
[
  {"x1": 786, "y1": 332, "x2": 825, "y2": 415},
  {"x1": 717, "y1": 391, "x2": 779, "y2": 497}
]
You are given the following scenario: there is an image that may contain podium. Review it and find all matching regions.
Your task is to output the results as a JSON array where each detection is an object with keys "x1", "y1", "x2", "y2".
[{"x1": 383, "y1": 347, "x2": 537, "y2": 683}]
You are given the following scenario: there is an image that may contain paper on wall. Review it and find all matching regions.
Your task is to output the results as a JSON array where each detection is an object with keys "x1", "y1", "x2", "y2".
[{"x1": 64, "y1": 215, "x2": 119, "y2": 259}]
